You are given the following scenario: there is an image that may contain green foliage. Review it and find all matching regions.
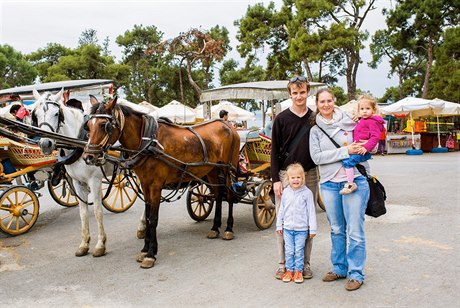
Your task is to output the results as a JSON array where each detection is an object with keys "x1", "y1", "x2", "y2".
[
  {"x1": 429, "y1": 27, "x2": 460, "y2": 102},
  {"x1": 0, "y1": 44, "x2": 37, "y2": 89},
  {"x1": 384, "y1": 0, "x2": 459, "y2": 98},
  {"x1": 116, "y1": 25, "x2": 170, "y2": 105},
  {"x1": 27, "y1": 43, "x2": 72, "y2": 80},
  {"x1": 329, "y1": 86, "x2": 347, "y2": 106},
  {"x1": 235, "y1": 0, "x2": 377, "y2": 100}
]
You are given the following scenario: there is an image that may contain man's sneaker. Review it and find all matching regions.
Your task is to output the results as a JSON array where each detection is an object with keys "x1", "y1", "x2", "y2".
[
  {"x1": 275, "y1": 266, "x2": 286, "y2": 280},
  {"x1": 345, "y1": 279, "x2": 363, "y2": 291},
  {"x1": 340, "y1": 182, "x2": 358, "y2": 195},
  {"x1": 302, "y1": 267, "x2": 313, "y2": 279},
  {"x1": 281, "y1": 271, "x2": 293, "y2": 283},
  {"x1": 322, "y1": 271, "x2": 346, "y2": 282},
  {"x1": 293, "y1": 271, "x2": 304, "y2": 284}
]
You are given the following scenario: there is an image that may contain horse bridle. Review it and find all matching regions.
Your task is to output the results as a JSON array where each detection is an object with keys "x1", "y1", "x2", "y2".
[
  {"x1": 84, "y1": 107, "x2": 125, "y2": 156},
  {"x1": 33, "y1": 97, "x2": 65, "y2": 133}
]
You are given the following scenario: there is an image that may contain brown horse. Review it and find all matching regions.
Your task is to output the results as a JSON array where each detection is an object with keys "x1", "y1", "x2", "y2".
[{"x1": 82, "y1": 96, "x2": 240, "y2": 268}]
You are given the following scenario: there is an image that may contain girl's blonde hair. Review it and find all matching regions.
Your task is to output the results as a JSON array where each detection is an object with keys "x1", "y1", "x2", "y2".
[
  {"x1": 357, "y1": 94, "x2": 377, "y2": 112},
  {"x1": 279, "y1": 163, "x2": 305, "y2": 187}
]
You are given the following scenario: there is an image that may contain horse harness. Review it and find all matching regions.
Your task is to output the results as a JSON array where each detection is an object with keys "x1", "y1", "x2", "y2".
[
  {"x1": 87, "y1": 105, "x2": 239, "y2": 188},
  {"x1": 31, "y1": 94, "x2": 65, "y2": 133}
]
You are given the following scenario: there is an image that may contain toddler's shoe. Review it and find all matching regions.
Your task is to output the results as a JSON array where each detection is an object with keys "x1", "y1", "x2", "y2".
[
  {"x1": 281, "y1": 270, "x2": 293, "y2": 283},
  {"x1": 293, "y1": 270, "x2": 304, "y2": 284},
  {"x1": 340, "y1": 182, "x2": 358, "y2": 195}
]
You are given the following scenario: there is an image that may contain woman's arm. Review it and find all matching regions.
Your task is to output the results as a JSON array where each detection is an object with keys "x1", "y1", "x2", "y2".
[{"x1": 309, "y1": 127, "x2": 350, "y2": 165}]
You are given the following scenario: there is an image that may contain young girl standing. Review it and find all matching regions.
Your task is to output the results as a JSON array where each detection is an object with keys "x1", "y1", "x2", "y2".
[
  {"x1": 276, "y1": 163, "x2": 317, "y2": 283},
  {"x1": 340, "y1": 95, "x2": 385, "y2": 194}
]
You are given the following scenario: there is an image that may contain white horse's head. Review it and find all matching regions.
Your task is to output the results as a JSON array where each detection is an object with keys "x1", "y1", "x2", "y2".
[{"x1": 32, "y1": 88, "x2": 66, "y2": 133}]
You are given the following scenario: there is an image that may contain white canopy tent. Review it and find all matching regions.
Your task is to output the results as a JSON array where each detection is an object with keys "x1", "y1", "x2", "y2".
[
  {"x1": 432, "y1": 98, "x2": 460, "y2": 116},
  {"x1": 199, "y1": 80, "x2": 325, "y2": 126},
  {"x1": 210, "y1": 101, "x2": 255, "y2": 121},
  {"x1": 381, "y1": 97, "x2": 445, "y2": 151},
  {"x1": 152, "y1": 100, "x2": 196, "y2": 124},
  {"x1": 138, "y1": 101, "x2": 159, "y2": 113}
]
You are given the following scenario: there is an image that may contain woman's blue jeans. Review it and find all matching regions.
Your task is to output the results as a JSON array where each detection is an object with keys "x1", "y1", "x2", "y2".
[
  {"x1": 320, "y1": 176, "x2": 369, "y2": 281},
  {"x1": 283, "y1": 229, "x2": 308, "y2": 272}
]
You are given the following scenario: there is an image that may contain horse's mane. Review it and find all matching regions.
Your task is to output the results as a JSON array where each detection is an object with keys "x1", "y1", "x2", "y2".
[
  {"x1": 118, "y1": 98, "x2": 151, "y2": 114},
  {"x1": 90, "y1": 100, "x2": 148, "y2": 119}
]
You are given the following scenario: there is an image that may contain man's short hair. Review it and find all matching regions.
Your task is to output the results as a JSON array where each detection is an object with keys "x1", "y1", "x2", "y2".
[
  {"x1": 219, "y1": 110, "x2": 228, "y2": 119},
  {"x1": 287, "y1": 76, "x2": 310, "y2": 94}
]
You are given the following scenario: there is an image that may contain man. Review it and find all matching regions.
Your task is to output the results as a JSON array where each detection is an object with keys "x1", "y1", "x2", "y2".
[
  {"x1": 219, "y1": 109, "x2": 229, "y2": 121},
  {"x1": 270, "y1": 76, "x2": 319, "y2": 280}
]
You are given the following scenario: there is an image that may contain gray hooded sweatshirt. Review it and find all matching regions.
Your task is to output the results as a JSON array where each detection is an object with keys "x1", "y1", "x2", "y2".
[{"x1": 309, "y1": 107, "x2": 370, "y2": 184}]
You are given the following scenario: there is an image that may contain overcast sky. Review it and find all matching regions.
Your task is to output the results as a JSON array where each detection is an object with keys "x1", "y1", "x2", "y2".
[{"x1": 0, "y1": 0, "x2": 397, "y2": 97}]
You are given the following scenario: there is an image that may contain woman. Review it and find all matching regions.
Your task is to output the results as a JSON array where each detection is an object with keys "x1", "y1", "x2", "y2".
[{"x1": 309, "y1": 88, "x2": 370, "y2": 291}]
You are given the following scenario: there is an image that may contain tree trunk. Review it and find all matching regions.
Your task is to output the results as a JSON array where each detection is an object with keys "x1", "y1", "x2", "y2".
[
  {"x1": 398, "y1": 74, "x2": 404, "y2": 99},
  {"x1": 422, "y1": 37, "x2": 433, "y2": 99},
  {"x1": 302, "y1": 59, "x2": 313, "y2": 82},
  {"x1": 345, "y1": 47, "x2": 359, "y2": 102},
  {"x1": 186, "y1": 59, "x2": 202, "y2": 98}
]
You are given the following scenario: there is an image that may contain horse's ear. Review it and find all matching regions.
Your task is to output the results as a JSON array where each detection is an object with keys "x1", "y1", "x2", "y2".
[
  {"x1": 52, "y1": 88, "x2": 65, "y2": 104},
  {"x1": 89, "y1": 95, "x2": 99, "y2": 106},
  {"x1": 33, "y1": 89, "x2": 41, "y2": 100},
  {"x1": 104, "y1": 96, "x2": 118, "y2": 111}
]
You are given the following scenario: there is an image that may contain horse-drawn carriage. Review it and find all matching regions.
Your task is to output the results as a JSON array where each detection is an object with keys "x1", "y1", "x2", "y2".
[
  {"x1": 186, "y1": 130, "x2": 276, "y2": 230},
  {"x1": 0, "y1": 80, "x2": 140, "y2": 236}
]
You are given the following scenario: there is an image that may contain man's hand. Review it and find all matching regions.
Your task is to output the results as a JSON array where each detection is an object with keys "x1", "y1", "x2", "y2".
[
  {"x1": 277, "y1": 230, "x2": 283, "y2": 236},
  {"x1": 274, "y1": 181, "x2": 283, "y2": 198},
  {"x1": 309, "y1": 233, "x2": 316, "y2": 239}
]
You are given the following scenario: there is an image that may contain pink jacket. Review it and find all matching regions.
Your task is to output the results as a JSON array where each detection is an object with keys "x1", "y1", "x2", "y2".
[{"x1": 353, "y1": 116, "x2": 385, "y2": 152}]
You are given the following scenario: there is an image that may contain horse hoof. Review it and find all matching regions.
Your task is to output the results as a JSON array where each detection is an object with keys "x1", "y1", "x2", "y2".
[
  {"x1": 136, "y1": 252, "x2": 147, "y2": 263},
  {"x1": 222, "y1": 231, "x2": 234, "y2": 240},
  {"x1": 207, "y1": 230, "x2": 219, "y2": 239},
  {"x1": 75, "y1": 247, "x2": 89, "y2": 257},
  {"x1": 92, "y1": 247, "x2": 106, "y2": 257},
  {"x1": 137, "y1": 229, "x2": 146, "y2": 239},
  {"x1": 140, "y1": 257, "x2": 156, "y2": 268}
]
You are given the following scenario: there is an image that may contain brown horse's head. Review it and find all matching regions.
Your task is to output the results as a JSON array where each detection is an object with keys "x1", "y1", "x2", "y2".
[{"x1": 83, "y1": 95, "x2": 123, "y2": 166}]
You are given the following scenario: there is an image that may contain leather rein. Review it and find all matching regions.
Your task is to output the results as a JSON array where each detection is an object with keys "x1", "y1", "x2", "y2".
[{"x1": 86, "y1": 106, "x2": 239, "y2": 188}]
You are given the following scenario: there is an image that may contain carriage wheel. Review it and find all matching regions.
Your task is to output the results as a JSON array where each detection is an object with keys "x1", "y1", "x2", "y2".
[
  {"x1": 253, "y1": 180, "x2": 276, "y2": 230},
  {"x1": 102, "y1": 169, "x2": 140, "y2": 213},
  {"x1": 186, "y1": 183, "x2": 214, "y2": 222},
  {"x1": 0, "y1": 186, "x2": 40, "y2": 235},
  {"x1": 47, "y1": 174, "x2": 78, "y2": 207}
]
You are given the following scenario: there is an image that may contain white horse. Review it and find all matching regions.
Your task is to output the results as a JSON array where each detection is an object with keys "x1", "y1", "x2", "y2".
[{"x1": 32, "y1": 89, "x2": 147, "y2": 256}]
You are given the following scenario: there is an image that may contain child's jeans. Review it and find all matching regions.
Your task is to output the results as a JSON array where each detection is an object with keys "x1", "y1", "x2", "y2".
[
  {"x1": 283, "y1": 229, "x2": 308, "y2": 272},
  {"x1": 342, "y1": 153, "x2": 371, "y2": 169}
]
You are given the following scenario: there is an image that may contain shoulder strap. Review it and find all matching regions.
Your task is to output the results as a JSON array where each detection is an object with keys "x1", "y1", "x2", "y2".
[
  {"x1": 283, "y1": 110, "x2": 312, "y2": 158},
  {"x1": 317, "y1": 125, "x2": 367, "y2": 177},
  {"x1": 316, "y1": 125, "x2": 341, "y2": 148},
  {"x1": 285, "y1": 124, "x2": 309, "y2": 156}
]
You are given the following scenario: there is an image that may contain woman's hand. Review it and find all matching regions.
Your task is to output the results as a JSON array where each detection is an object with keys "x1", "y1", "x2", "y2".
[
  {"x1": 277, "y1": 230, "x2": 283, "y2": 236},
  {"x1": 347, "y1": 142, "x2": 364, "y2": 154},
  {"x1": 274, "y1": 181, "x2": 283, "y2": 198},
  {"x1": 309, "y1": 233, "x2": 316, "y2": 239}
]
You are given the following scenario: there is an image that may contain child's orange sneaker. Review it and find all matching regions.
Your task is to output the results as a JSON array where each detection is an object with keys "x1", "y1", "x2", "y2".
[
  {"x1": 293, "y1": 270, "x2": 304, "y2": 283},
  {"x1": 281, "y1": 270, "x2": 293, "y2": 283}
]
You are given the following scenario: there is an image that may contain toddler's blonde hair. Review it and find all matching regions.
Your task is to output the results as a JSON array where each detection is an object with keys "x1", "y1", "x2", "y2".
[
  {"x1": 279, "y1": 163, "x2": 305, "y2": 187},
  {"x1": 357, "y1": 94, "x2": 377, "y2": 112}
]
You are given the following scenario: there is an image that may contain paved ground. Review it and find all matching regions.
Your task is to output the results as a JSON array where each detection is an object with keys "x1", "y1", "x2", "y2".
[{"x1": 1, "y1": 152, "x2": 459, "y2": 307}]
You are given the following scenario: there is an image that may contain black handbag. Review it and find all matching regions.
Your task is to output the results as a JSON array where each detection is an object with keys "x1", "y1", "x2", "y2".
[
  {"x1": 316, "y1": 125, "x2": 387, "y2": 218},
  {"x1": 355, "y1": 165, "x2": 387, "y2": 218}
]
